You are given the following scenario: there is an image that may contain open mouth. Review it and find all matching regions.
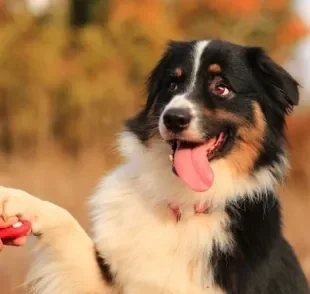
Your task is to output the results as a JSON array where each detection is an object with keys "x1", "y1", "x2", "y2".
[
  {"x1": 169, "y1": 131, "x2": 228, "y2": 163},
  {"x1": 167, "y1": 130, "x2": 230, "y2": 192}
]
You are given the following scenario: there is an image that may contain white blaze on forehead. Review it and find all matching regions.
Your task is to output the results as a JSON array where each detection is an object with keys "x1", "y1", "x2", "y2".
[
  {"x1": 164, "y1": 40, "x2": 210, "y2": 110},
  {"x1": 166, "y1": 41, "x2": 210, "y2": 109},
  {"x1": 159, "y1": 40, "x2": 210, "y2": 137},
  {"x1": 188, "y1": 40, "x2": 210, "y2": 93}
]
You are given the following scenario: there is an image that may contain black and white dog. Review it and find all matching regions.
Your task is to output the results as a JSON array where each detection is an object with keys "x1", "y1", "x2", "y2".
[{"x1": 0, "y1": 39, "x2": 308, "y2": 294}]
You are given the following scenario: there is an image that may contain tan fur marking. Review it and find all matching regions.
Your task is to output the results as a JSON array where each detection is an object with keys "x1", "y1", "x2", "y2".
[
  {"x1": 215, "y1": 110, "x2": 246, "y2": 125},
  {"x1": 208, "y1": 64, "x2": 221, "y2": 73},
  {"x1": 175, "y1": 67, "x2": 183, "y2": 77},
  {"x1": 204, "y1": 109, "x2": 246, "y2": 125},
  {"x1": 227, "y1": 102, "x2": 266, "y2": 176}
]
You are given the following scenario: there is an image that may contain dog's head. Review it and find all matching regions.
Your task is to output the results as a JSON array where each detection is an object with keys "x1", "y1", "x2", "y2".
[{"x1": 123, "y1": 40, "x2": 299, "y2": 204}]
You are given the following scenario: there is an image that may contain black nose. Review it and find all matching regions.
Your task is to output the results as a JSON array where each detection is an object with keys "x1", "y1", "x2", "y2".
[{"x1": 163, "y1": 108, "x2": 192, "y2": 133}]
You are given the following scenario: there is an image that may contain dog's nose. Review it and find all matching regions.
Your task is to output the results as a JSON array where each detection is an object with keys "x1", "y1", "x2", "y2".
[{"x1": 163, "y1": 108, "x2": 192, "y2": 133}]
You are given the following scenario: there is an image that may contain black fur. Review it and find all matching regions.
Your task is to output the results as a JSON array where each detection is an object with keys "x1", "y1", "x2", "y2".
[
  {"x1": 123, "y1": 39, "x2": 308, "y2": 293},
  {"x1": 211, "y1": 192, "x2": 309, "y2": 294},
  {"x1": 95, "y1": 248, "x2": 114, "y2": 285},
  {"x1": 247, "y1": 46, "x2": 299, "y2": 172}
]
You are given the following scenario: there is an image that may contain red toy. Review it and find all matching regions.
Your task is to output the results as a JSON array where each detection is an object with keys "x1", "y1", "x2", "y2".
[{"x1": 0, "y1": 220, "x2": 31, "y2": 240}]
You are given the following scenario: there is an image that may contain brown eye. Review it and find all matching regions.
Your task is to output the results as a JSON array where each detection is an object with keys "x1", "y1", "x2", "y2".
[
  {"x1": 168, "y1": 82, "x2": 178, "y2": 92},
  {"x1": 214, "y1": 84, "x2": 230, "y2": 96}
]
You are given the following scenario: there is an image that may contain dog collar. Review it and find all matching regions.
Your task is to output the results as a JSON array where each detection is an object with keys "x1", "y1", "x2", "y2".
[{"x1": 168, "y1": 202, "x2": 209, "y2": 222}]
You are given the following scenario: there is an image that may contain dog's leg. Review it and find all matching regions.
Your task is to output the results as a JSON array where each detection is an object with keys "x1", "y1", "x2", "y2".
[{"x1": 0, "y1": 186, "x2": 112, "y2": 294}]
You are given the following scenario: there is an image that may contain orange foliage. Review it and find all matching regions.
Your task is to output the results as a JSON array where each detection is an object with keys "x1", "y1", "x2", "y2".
[
  {"x1": 205, "y1": 0, "x2": 261, "y2": 17},
  {"x1": 109, "y1": 0, "x2": 166, "y2": 27},
  {"x1": 276, "y1": 16, "x2": 309, "y2": 46},
  {"x1": 178, "y1": 0, "x2": 199, "y2": 14},
  {"x1": 265, "y1": 0, "x2": 288, "y2": 12}
]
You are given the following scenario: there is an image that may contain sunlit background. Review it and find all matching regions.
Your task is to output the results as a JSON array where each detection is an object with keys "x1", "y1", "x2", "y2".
[{"x1": 0, "y1": 1, "x2": 310, "y2": 293}]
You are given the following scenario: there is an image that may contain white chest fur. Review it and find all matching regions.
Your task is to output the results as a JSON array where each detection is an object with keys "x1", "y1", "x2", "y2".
[{"x1": 90, "y1": 165, "x2": 230, "y2": 294}]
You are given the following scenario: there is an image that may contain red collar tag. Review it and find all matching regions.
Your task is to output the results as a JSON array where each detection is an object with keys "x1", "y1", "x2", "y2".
[{"x1": 168, "y1": 202, "x2": 209, "y2": 222}]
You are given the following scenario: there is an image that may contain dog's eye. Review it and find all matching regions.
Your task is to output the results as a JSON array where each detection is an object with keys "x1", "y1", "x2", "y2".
[
  {"x1": 214, "y1": 85, "x2": 230, "y2": 97},
  {"x1": 168, "y1": 82, "x2": 178, "y2": 92}
]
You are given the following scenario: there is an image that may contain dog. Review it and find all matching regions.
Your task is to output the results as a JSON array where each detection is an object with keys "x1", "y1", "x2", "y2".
[{"x1": 0, "y1": 39, "x2": 308, "y2": 294}]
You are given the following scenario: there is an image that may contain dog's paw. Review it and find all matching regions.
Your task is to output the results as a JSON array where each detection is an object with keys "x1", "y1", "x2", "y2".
[{"x1": 0, "y1": 186, "x2": 72, "y2": 237}]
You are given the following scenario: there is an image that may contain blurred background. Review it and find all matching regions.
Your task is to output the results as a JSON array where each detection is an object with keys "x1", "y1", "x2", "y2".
[{"x1": 0, "y1": 0, "x2": 310, "y2": 293}]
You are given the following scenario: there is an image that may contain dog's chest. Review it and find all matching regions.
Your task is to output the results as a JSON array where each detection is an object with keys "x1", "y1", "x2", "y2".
[{"x1": 94, "y1": 190, "x2": 229, "y2": 294}]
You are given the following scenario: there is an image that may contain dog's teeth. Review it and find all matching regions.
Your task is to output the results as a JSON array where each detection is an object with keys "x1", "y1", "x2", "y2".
[
  {"x1": 12, "y1": 222, "x2": 22, "y2": 228},
  {"x1": 169, "y1": 154, "x2": 173, "y2": 162}
]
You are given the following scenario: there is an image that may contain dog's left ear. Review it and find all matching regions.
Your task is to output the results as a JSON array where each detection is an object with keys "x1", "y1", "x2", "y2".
[{"x1": 247, "y1": 47, "x2": 299, "y2": 114}]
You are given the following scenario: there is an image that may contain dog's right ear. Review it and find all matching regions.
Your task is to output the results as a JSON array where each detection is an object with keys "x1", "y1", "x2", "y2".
[{"x1": 246, "y1": 47, "x2": 299, "y2": 115}]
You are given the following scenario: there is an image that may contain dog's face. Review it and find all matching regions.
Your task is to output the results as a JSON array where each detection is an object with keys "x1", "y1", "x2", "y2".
[{"x1": 125, "y1": 40, "x2": 299, "y2": 197}]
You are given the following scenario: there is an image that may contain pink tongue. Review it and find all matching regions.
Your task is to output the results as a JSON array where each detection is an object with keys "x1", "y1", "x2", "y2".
[{"x1": 174, "y1": 142, "x2": 214, "y2": 192}]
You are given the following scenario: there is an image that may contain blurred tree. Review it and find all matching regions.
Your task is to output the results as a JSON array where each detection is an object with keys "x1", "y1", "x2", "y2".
[
  {"x1": 174, "y1": 0, "x2": 308, "y2": 62},
  {"x1": 0, "y1": 0, "x2": 307, "y2": 156},
  {"x1": 69, "y1": 0, "x2": 91, "y2": 28},
  {"x1": 0, "y1": 0, "x2": 10, "y2": 22}
]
